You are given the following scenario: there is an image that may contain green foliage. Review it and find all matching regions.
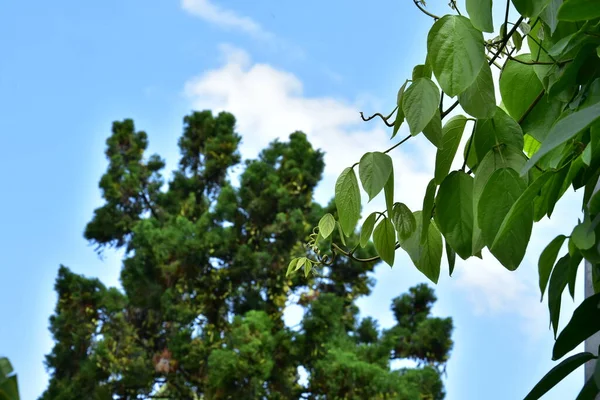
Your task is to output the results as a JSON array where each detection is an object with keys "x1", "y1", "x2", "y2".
[
  {"x1": 0, "y1": 357, "x2": 19, "y2": 400},
  {"x1": 43, "y1": 111, "x2": 453, "y2": 399},
  {"x1": 294, "y1": 1, "x2": 600, "y2": 396}
]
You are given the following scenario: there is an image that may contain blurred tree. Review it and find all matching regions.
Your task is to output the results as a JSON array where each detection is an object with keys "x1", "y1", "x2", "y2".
[{"x1": 41, "y1": 110, "x2": 453, "y2": 399}]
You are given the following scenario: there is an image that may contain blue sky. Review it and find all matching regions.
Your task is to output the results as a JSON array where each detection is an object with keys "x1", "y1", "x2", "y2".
[{"x1": 0, "y1": 0, "x2": 588, "y2": 399}]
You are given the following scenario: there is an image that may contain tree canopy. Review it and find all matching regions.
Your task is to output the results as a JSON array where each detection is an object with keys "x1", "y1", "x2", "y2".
[
  {"x1": 292, "y1": 0, "x2": 600, "y2": 397},
  {"x1": 41, "y1": 110, "x2": 453, "y2": 399}
]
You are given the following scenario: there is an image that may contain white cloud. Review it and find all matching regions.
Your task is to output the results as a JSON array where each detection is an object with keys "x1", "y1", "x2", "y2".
[
  {"x1": 182, "y1": 44, "x2": 585, "y2": 339},
  {"x1": 181, "y1": 0, "x2": 270, "y2": 39}
]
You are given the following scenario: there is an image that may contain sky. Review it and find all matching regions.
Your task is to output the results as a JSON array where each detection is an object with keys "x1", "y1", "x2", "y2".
[{"x1": 0, "y1": 0, "x2": 589, "y2": 399}]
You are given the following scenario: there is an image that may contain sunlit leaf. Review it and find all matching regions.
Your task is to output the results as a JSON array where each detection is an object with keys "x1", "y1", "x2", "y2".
[
  {"x1": 335, "y1": 167, "x2": 361, "y2": 236},
  {"x1": 359, "y1": 152, "x2": 393, "y2": 201},
  {"x1": 360, "y1": 212, "x2": 378, "y2": 248},
  {"x1": 427, "y1": 15, "x2": 486, "y2": 97},
  {"x1": 318, "y1": 213, "x2": 336, "y2": 239},
  {"x1": 522, "y1": 103, "x2": 600, "y2": 175},
  {"x1": 466, "y1": 0, "x2": 493, "y2": 32},
  {"x1": 402, "y1": 78, "x2": 440, "y2": 136},
  {"x1": 500, "y1": 54, "x2": 544, "y2": 122}
]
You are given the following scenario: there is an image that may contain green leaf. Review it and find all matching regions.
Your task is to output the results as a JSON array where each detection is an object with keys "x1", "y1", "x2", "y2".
[
  {"x1": 466, "y1": 0, "x2": 493, "y2": 32},
  {"x1": 524, "y1": 134, "x2": 541, "y2": 157},
  {"x1": 558, "y1": 0, "x2": 600, "y2": 21},
  {"x1": 523, "y1": 352, "x2": 596, "y2": 400},
  {"x1": 478, "y1": 168, "x2": 527, "y2": 247},
  {"x1": 286, "y1": 258, "x2": 299, "y2": 277},
  {"x1": 576, "y1": 377, "x2": 600, "y2": 400},
  {"x1": 402, "y1": 78, "x2": 440, "y2": 135},
  {"x1": 500, "y1": 54, "x2": 544, "y2": 122},
  {"x1": 435, "y1": 115, "x2": 468, "y2": 184},
  {"x1": 474, "y1": 107, "x2": 524, "y2": 162},
  {"x1": 595, "y1": 354, "x2": 600, "y2": 392},
  {"x1": 359, "y1": 152, "x2": 394, "y2": 201},
  {"x1": 572, "y1": 219, "x2": 596, "y2": 250},
  {"x1": 427, "y1": 15, "x2": 486, "y2": 97},
  {"x1": 412, "y1": 63, "x2": 432, "y2": 80},
  {"x1": 373, "y1": 217, "x2": 396, "y2": 267},
  {"x1": 392, "y1": 203, "x2": 417, "y2": 241},
  {"x1": 446, "y1": 239, "x2": 456, "y2": 276},
  {"x1": 521, "y1": 95, "x2": 564, "y2": 143},
  {"x1": 567, "y1": 250, "x2": 582, "y2": 300},
  {"x1": 522, "y1": 102, "x2": 600, "y2": 175},
  {"x1": 539, "y1": 235, "x2": 567, "y2": 300},
  {"x1": 304, "y1": 259, "x2": 313, "y2": 277},
  {"x1": 512, "y1": 0, "x2": 552, "y2": 18},
  {"x1": 540, "y1": 0, "x2": 561, "y2": 34},
  {"x1": 423, "y1": 110, "x2": 443, "y2": 148},
  {"x1": 360, "y1": 213, "x2": 378, "y2": 248},
  {"x1": 490, "y1": 171, "x2": 555, "y2": 270},
  {"x1": 384, "y1": 168, "x2": 395, "y2": 224},
  {"x1": 335, "y1": 167, "x2": 361, "y2": 236},
  {"x1": 336, "y1": 221, "x2": 347, "y2": 246},
  {"x1": 548, "y1": 254, "x2": 570, "y2": 337},
  {"x1": 400, "y1": 211, "x2": 443, "y2": 283},
  {"x1": 472, "y1": 145, "x2": 528, "y2": 254},
  {"x1": 435, "y1": 171, "x2": 474, "y2": 259},
  {"x1": 583, "y1": 143, "x2": 592, "y2": 166},
  {"x1": 392, "y1": 81, "x2": 408, "y2": 139},
  {"x1": 318, "y1": 213, "x2": 336, "y2": 239},
  {"x1": 422, "y1": 179, "x2": 437, "y2": 243},
  {"x1": 458, "y1": 62, "x2": 497, "y2": 119},
  {"x1": 513, "y1": 30, "x2": 523, "y2": 51}
]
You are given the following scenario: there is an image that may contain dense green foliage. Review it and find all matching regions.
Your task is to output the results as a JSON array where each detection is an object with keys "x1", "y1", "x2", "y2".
[
  {"x1": 42, "y1": 111, "x2": 453, "y2": 399},
  {"x1": 0, "y1": 357, "x2": 19, "y2": 400},
  {"x1": 295, "y1": 0, "x2": 600, "y2": 398}
]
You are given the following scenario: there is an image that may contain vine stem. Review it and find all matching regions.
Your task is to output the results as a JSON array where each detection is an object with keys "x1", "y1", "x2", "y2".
[
  {"x1": 332, "y1": 242, "x2": 401, "y2": 263},
  {"x1": 413, "y1": 0, "x2": 440, "y2": 20}
]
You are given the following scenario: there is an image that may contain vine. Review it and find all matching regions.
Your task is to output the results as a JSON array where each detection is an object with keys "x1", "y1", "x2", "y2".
[{"x1": 288, "y1": 0, "x2": 600, "y2": 398}]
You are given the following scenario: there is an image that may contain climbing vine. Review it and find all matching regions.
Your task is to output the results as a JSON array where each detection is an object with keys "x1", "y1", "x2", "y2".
[{"x1": 288, "y1": 0, "x2": 600, "y2": 397}]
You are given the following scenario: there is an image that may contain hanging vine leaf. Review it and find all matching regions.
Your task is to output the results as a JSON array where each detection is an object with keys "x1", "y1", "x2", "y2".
[
  {"x1": 474, "y1": 107, "x2": 524, "y2": 161},
  {"x1": 466, "y1": 0, "x2": 494, "y2": 32},
  {"x1": 427, "y1": 15, "x2": 486, "y2": 97},
  {"x1": 318, "y1": 213, "x2": 336, "y2": 239},
  {"x1": 458, "y1": 62, "x2": 497, "y2": 119},
  {"x1": 558, "y1": 0, "x2": 600, "y2": 21},
  {"x1": 435, "y1": 171, "x2": 474, "y2": 259},
  {"x1": 422, "y1": 179, "x2": 437, "y2": 243},
  {"x1": 524, "y1": 352, "x2": 597, "y2": 400},
  {"x1": 554, "y1": 292, "x2": 600, "y2": 360},
  {"x1": 435, "y1": 115, "x2": 468, "y2": 184},
  {"x1": 392, "y1": 81, "x2": 408, "y2": 139},
  {"x1": 500, "y1": 54, "x2": 544, "y2": 122},
  {"x1": 392, "y1": 202, "x2": 417, "y2": 241},
  {"x1": 401, "y1": 211, "x2": 443, "y2": 283},
  {"x1": 539, "y1": 235, "x2": 567, "y2": 300},
  {"x1": 360, "y1": 212, "x2": 378, "y2": 248},
  {"x1": 359, "y1": 152, "x2": 393, "y2": 201},
  {"x1": 402, "y1": 77, "x2": 441, "y2": 136},
  {"x1": 478, "y1": 168, "x2": 527, "y2": 248},
  {"x1": 423, "y1": 110, "x2": 443, "y2": 148},
  {"x1": 548, "y1": 254, "x2": 571, "y2": 337},
  {"x1": 373, "y1": 217, "x2": 396, "y2": 267},
  {"x1": 512, "y1": 0, "x2": 552, "y2": 18},
  {"x1": 335, "y1": 167, "x2": 361, "y2": 236},
  {"x1": 490, "y1": 171, "x2": 554, "y2": 270}
]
